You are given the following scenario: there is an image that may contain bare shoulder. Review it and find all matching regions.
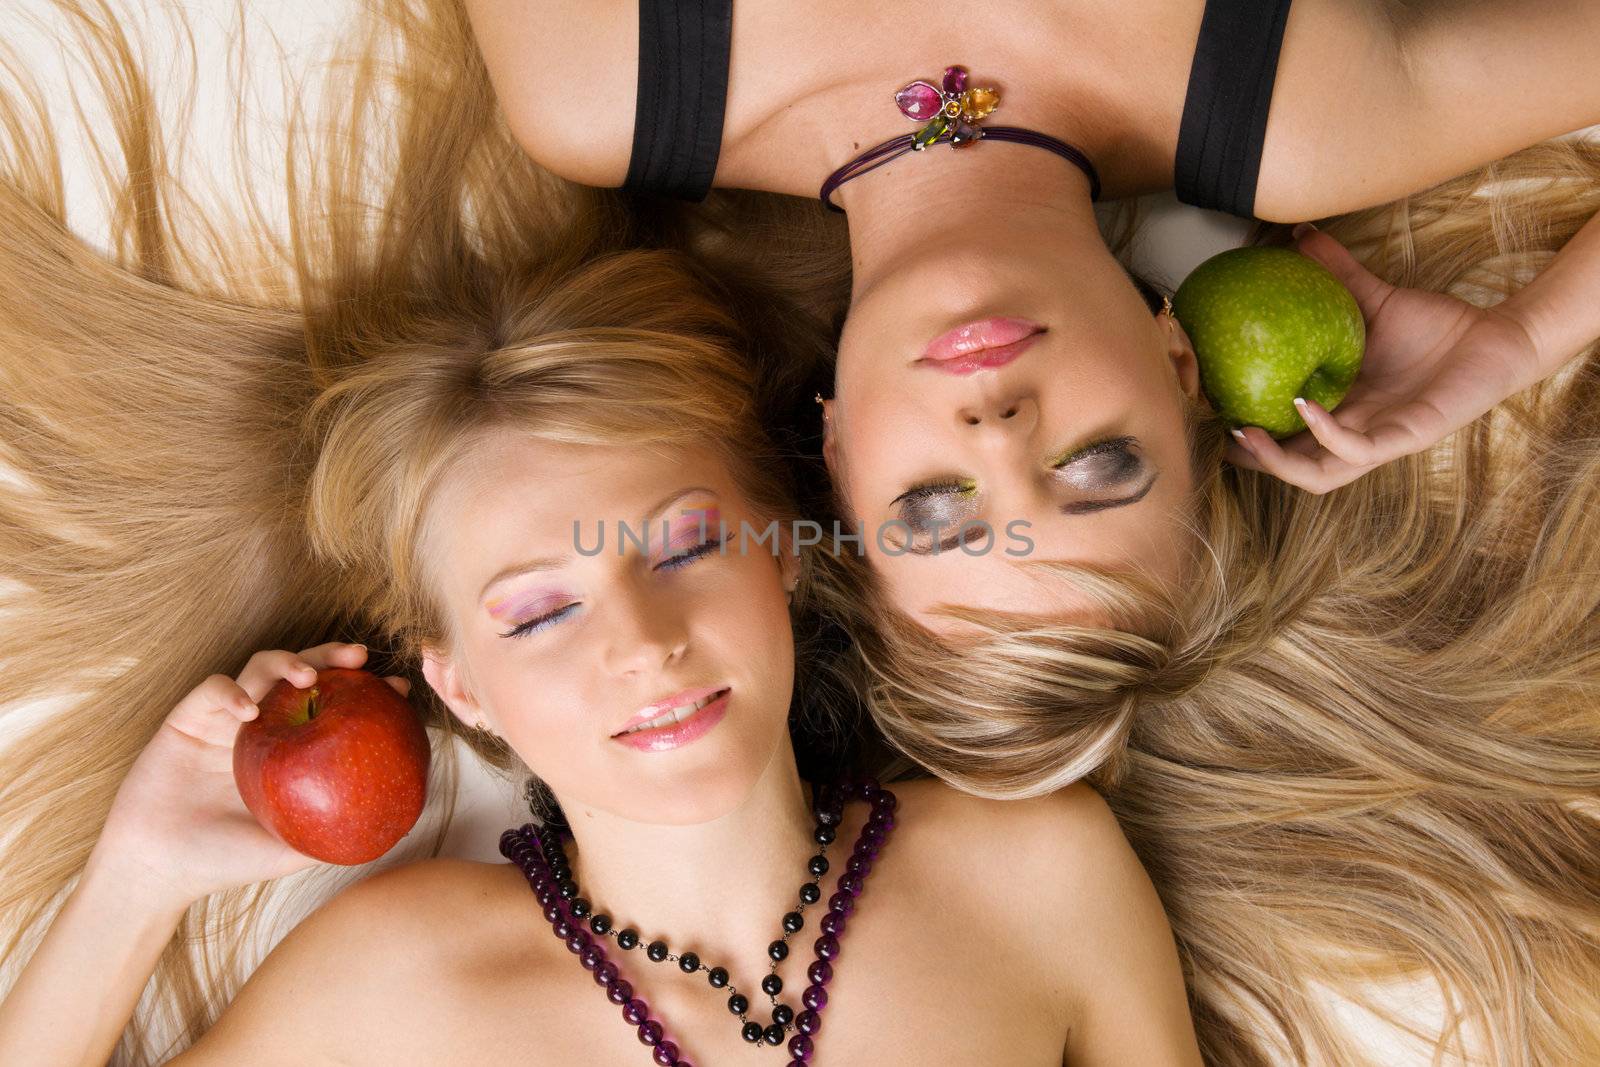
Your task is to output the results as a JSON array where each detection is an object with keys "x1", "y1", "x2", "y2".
[
  {"x1": 461, "y1": 0, "x2": 638, "y2": 186},
  {"x1": 890, "y1": 778, "x2": 1138, "y2": 913},
  {"x1": 167, "y1": 857, "x2": 524, "y2": 1067},
  {"x1": 1256, "y1": 0, "x2": 1600, "y2": 220},
  {"x1": 887, "y1": 778, "x2": 1203, "y2": 1066}
]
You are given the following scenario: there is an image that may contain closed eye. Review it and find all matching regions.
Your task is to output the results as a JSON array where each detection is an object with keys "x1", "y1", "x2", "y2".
[
  {"x1": 501, "y1": 602, "x2": 578, "y2": 639},
  {"x1": 1051, "y1": 435, "x2": 1156, "y2": 510},
  {"x1": 656, "y1": 535, "x2": 725, "y2": 571},
  {"x1": 890, "y1": 479, "x2": 978, "y2": 539},
  {"x1": 499, "y1": 535, "x2": 726, "y2": 639}
]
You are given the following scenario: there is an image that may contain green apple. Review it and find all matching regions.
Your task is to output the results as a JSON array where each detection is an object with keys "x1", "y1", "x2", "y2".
[{"x1": 1171, "y1": 246, "x2": 1365, "y2": 438}]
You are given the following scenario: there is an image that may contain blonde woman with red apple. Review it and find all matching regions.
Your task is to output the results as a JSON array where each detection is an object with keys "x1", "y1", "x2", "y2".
[{"x1": 0, "y1": 267, "x2": 1202, "y2": 1064}]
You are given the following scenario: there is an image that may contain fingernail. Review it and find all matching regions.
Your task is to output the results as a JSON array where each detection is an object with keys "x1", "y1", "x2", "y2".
[
  {"x1": 351, "y1": 642, "x2": 365, "y2": 651},
  {"x1": 1292, "y1": 221, "x2": 1318, "y2": 239},
  {"x1": 1230, "y1": 428, "x2": 1249, "y2": 443},
  {"x1": 240, "y1": 702, "x2": 258, "y2": 718},
  {"x1": 1293, "y1": 396, "x2": 1309, "y2": 414}
]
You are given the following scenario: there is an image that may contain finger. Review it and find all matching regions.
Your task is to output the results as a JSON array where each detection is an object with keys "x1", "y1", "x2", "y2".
[
  {"x1": 1291, "y1": 223, "x2": 1395, "y2": 318},
  {"x1": 296, "y1": 641, "x2": 369, "y2": 670},
  {"x1": 1222, "y1": 435, "x2": 1260, "y2": 470},
  {"x1": 383, "y1": 675, "x2": 412, "y2": 697},
  {"x1": 1257, "y1": 426, "x2": 1330, "y2": 460},
  {"x1": 166, "y1": 674, "x2": 259, "y2": 746},
  {"x1": 1293, "y1": 397, "x2": 1381, "y2": 466},
  {"x1": 1223, "y1": 437, "x2": 1265, "y2": 471},
  {"x1": 1230, "y1": 426, "x2": 1357, "y2": 494},
  {"x1": 236, "y1": 649, "x2": 322, "y2": 703}
]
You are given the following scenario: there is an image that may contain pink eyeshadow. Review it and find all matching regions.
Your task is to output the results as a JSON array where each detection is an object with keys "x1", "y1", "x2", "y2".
[
  {"x1": 662, "y1": 505, "x2": 721, "y2": 551},
  {"x1": 485, "y1": 590, "x2": 566, "y2": 621}
]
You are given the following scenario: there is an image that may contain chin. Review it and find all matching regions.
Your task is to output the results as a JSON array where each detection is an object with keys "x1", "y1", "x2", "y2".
[{"x1": 624, "y1": 723, "x2": 789, "y2": 826}]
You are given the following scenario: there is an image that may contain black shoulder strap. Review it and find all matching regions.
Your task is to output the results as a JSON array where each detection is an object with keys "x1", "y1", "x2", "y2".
[
  {"x1": 622, "y1": 0, "x2": 734, "y2": 201},
  {"x1": 1173, "y1": 0, "x2": 1294, "y2": 218}
]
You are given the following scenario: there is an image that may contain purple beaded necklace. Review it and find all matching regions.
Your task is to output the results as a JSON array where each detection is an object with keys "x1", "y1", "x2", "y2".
[
  {"x1": 819, "y1": 64, "x2": 1102, "y2": 211},
  {"x1": 500, "y1": 778, "x2": 899, "y2": 1065}
]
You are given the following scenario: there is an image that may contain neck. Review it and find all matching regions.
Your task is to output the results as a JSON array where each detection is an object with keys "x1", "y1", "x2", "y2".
[
  {"x1": 554, "y1": 741, "x2": 821, "y2": 981},
  {"x1": 835, "y1": 138, "x2": 1105, "y2": 304}
]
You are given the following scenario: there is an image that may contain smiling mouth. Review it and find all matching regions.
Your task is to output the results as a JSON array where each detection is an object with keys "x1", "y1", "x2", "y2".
[{"x1": 613, "y1": 688, "x2": 731, "y2": 737}]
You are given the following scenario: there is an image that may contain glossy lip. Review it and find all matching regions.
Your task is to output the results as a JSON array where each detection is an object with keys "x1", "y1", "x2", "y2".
[
  {"x1": 611, "y1": 684, "x2": 732, "y2": 751},
  {"x1": 611, "y1": 689, "x2": 731, "y2": 753},
  {"x1": 915, "y1": 316, "x2": 1046, "y2": 376}
]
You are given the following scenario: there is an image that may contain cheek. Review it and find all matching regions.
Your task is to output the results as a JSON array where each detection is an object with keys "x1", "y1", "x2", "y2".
[
  {"x1": 698, "y1": 554, "x2": 796, "y2": 713},
  {"x1": 487, "y1": 672, "x2": 592, "y2": 784}
]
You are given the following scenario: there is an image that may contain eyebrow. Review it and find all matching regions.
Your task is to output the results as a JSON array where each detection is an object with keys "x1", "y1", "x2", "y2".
[
  {"x1": 476, "y1": 485, "x2": 719, "y2": 600},
  {"x1": 898, "y1": 473, "x2": 1159, "y2": 556}
]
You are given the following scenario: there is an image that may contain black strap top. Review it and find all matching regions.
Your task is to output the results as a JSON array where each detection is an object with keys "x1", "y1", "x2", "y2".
[
  {"x1": 624, "y1": 0, "x2": 733, "y2": 201},
  {"x1": 1174, "y1": 0, "x2": 1294, "y2": 218},
  {"x1": 622, "y1": 0, "x2": 1291, "y2": 220}
]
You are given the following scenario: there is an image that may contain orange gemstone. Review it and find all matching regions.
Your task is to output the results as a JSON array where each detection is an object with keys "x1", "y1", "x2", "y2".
[{"x1": 961, "y1": 87, "x2": 999, "y2": 121}]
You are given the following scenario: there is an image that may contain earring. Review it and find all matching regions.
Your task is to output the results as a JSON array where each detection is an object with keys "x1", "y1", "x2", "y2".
[
  {"x1": 814, "y1": 393, "x2": 826, "y2": 405},
  {"x1": 1160, "y1": 293, "x2": 1175, "y2": 321}
]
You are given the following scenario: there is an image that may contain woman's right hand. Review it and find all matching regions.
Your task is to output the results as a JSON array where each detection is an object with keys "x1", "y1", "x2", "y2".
[
  {"x1": 84, "y1": 642, "x2": 414, "y2": 910},
  {"x1": 1223, "y1": 224, "x2": 1540, "y2": 493}
]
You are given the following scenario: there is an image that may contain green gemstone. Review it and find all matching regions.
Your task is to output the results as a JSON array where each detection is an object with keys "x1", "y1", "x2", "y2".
[{"x1": 912, "y1": 115, "x2": 949, "y2": 149}]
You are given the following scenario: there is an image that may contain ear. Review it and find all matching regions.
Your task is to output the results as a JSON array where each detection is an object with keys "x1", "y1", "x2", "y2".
[
  {"x1": 775, "y1": 523, "x2": 801, "y2": 594},
  {"x1": 421, "y1": 641, "x2": 489, "y2": 731},
  {"x1": 1164, "y1": 312, "x2": 1208, "y2": 409},
  {"x1": 819, "y1": 398, "x2": 840, "y2": 475}
]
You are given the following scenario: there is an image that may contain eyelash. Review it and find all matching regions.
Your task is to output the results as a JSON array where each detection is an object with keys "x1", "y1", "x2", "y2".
[
  {"x1": 1052, "y1": 435, "x2": 1136, "y2": 469},
  {"x1": 499, "y1": 536, "x2": 725, "y2": 639}
]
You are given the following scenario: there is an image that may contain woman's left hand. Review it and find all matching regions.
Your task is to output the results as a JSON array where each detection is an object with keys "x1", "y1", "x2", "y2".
[{"x1": 1224, "y1": 224, "x2": 1540, "y2": 493}]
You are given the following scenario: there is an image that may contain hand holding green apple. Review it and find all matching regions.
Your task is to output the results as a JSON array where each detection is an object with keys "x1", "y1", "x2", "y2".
[
  {"x1": 1181, "y1": 224, "x2": 1544, "y2": 494},
  {"x1": 1173, "y1": 244, "x2": 1365, "y2": 438}
]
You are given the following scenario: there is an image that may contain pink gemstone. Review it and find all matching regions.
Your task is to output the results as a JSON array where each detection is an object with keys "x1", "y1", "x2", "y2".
[
  {"x1": 943, "y1": 65, "x2": 967, "y2": 94},
  {"x1": 894, "y1": 80, "x2": 942, "y2": 121}
]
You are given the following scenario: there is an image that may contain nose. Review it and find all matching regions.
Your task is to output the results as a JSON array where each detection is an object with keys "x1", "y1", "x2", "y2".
[
  {"x1": 956, "y1": 391, "x2": 1038, "y2": 434},
  {"x1": 600, "y1": 579, "x2": 690, "y2": 679}
]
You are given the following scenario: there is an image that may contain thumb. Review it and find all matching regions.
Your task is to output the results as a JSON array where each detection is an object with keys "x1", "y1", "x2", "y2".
[{"x1": 1292, "y1": 223, "x2": 1393, "y2": 317}]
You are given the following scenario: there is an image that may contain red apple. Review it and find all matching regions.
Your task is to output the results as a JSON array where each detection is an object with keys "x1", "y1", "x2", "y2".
[{"x1": 233, "y1": 666, "x2": 431, "y2": 865}]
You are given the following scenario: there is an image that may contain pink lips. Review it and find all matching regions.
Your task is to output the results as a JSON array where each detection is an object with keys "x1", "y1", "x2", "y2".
[
  {"x1": 611, "y1": 686, "x2": 731, "y2": 753},
  {"x1": 916, "y1": 316, "x2": 1046, "y2": 375}
]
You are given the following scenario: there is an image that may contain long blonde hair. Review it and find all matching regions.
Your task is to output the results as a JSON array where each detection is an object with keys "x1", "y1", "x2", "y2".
[
  {"x1": 0, "y1": 2, "x2": 858, "y2": 1063},
  {"x1": 824, "y1": 140, "x2": 1600, "y2": 1066}
]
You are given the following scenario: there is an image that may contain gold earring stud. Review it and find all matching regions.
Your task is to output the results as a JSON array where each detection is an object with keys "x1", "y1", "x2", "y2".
[
  {"x1": 814, "y1": 393, "x2": 826, "y2": 405},
  {"x1": 1160, "y1": 294, "x2": 1175, "y2": 320}
]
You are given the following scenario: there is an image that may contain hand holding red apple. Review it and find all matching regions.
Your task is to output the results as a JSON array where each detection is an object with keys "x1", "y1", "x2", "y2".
[
  {"x1": 83, "y1": 643, "x2": 421, "y2": 911},
  {"x1": 233, "y1": 664, "x2": 431, "y2": 865}
]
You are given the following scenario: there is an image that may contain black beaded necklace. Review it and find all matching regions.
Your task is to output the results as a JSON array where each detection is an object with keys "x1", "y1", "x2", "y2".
[{"x1": 500, "y1": 778, "x2": 899, "y2": 1066}]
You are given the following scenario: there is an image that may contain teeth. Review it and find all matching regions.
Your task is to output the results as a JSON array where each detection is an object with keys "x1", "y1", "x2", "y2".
[{"x1": 623, "y1": 691, "x2": 723, "y2": 735}]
